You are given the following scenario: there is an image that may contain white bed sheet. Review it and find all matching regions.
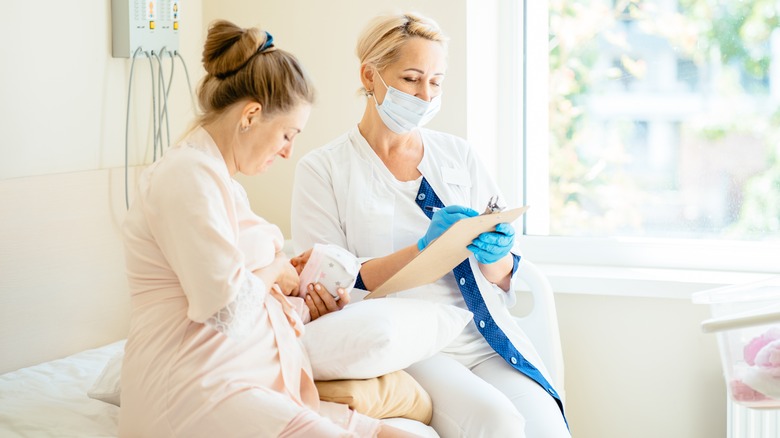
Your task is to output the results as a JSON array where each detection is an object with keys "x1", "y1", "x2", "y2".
[
  {"x1": 0, "y1": 340, "x2": 125, "y2": 437},
  {"x1": 0, "y1": 341, "x2": 437, "y2": 438}
]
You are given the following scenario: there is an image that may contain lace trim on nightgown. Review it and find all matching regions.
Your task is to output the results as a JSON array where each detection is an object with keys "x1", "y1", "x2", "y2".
[{"x1": 205, "y1": 274, "x2": 264, "y2": 339}]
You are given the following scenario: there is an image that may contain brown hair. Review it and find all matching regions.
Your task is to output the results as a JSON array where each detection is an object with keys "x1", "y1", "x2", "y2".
[
  {"x1": 356, "y1": 12, "x2": 448, "y2": 93},
  {"x1": 197, "y1": 20, "x2": 315, "y2": 124}
]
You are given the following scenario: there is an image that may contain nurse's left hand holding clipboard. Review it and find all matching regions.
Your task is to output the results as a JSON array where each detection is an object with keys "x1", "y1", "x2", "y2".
[
  {"x1": 468, "y1": 222, "x2": 516, "y2": 264},
  {"x1": 419, "y1": 200, "x2": 515, "y2": 264},
  {"x1": 289, "y1": 248, "x2": 350, "y2": 320}
]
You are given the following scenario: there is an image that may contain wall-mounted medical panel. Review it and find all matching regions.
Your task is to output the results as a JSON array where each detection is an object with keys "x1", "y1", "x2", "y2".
[{"x1": 111, "y1": 0, "x2": 180, "y2": 57}]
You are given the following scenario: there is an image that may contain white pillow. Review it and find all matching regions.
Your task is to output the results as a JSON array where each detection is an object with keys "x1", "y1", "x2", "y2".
[
  {"x1": 87, "y1": 350, "x2": 123, "y2": 406},
  {"x1": 303, "y1": 298, "x2": 473, "y2": 381},
  {"x1": 88, "y1": 298, "x2": 472, "y2": 404},
  {"x1": 381, "y1": 418, "x2": 440, "y2": 438}
]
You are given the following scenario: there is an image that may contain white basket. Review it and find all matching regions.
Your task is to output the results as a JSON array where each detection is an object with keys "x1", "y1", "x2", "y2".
[{"x1": 693, "y1": 277, "x2": 780, "y2": 410}]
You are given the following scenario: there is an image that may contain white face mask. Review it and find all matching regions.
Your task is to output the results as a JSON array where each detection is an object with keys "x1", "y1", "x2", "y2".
[{"x1": 373, "y1": 73, "x2": 441, "y2": 134}]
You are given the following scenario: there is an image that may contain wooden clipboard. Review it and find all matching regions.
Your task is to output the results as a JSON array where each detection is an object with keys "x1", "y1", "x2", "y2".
[{"x1": 365, "y1": 205, "x2": 529, "y2": 298}]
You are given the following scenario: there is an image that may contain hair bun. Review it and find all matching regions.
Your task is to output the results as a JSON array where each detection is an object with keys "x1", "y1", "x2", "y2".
[{"x1": 202, "y1": 20, "x2": 266, "y2": 78}]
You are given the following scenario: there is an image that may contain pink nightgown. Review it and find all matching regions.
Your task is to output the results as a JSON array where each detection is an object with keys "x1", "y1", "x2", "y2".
[{"x1": 118, "y1": 127, "x2": 379, "y2": 437}]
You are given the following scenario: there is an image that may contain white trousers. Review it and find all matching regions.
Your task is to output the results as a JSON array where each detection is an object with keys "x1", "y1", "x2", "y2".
[{"x1": 405, "y1": 353, "x2": 570, "y2": 438}]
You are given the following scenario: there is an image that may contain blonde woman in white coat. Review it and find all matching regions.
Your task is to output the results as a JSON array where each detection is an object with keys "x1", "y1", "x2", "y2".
[{"x1": 292, "y1": 12, "x2": 569, "y2": 438}]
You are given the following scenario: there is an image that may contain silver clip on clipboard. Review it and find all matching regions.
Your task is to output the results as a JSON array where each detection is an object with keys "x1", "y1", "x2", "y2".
[{"x1": 483, "y1": 195, "x2": 506, "y2": 215}]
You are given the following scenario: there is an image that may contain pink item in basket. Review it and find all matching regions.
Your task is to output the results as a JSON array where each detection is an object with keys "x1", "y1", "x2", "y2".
[
  {"x1": 755, "y1": 339, "x2": 780, "y2": 368},
  {"x1": 742, "y1": 369, "x2": 780, "y2": 399},
  {"x1": 731, "y1": 378, "x2": 770, "y2": 402},
  {"x1": 744, "y1": 326, "x2": 780, "y2": 365},
  {"x1": 741, "y1": 332, "x2": 780, "y2": 400}
]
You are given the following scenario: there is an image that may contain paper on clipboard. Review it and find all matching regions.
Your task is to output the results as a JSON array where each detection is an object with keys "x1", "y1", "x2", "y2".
[{"x1": 365, "y1": 205, "x2": 529, "y2": 299}]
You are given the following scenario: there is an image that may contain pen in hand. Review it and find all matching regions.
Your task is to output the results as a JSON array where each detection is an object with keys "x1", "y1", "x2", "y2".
[{"x1": 426, "y1": 196, "x2": 504, "y2": 215}]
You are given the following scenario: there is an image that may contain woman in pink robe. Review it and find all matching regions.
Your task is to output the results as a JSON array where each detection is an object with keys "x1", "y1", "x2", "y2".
[{"x1": 119, "y1": 19, "x2": 415, "y2": 438}]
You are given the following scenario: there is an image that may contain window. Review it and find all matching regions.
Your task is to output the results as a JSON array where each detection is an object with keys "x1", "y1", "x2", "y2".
[{"x1": 487, "y1": 1, "x2": 780, "y2": 274}]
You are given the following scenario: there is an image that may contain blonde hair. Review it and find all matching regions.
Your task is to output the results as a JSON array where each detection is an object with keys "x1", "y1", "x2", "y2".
[
  {"x1": 356, "y1": 12, "x2": 448, "y2": 93},
  {"x1": 197, "y1": 20, "x2": 315, "y2": 124}
]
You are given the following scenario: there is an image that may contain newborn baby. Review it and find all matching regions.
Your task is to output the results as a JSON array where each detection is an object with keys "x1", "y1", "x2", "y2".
[{"x1": 295, "y1": 243, "x2": 361, "y2": 301}]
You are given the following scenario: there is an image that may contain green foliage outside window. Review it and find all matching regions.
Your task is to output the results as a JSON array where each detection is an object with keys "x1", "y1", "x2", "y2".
[{"x1": 547, "y1": 0, "x2": 780, "y2": 239}]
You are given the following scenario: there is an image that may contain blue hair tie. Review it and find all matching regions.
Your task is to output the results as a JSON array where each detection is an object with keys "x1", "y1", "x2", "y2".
[{"x1": 258, "y1": 31, "x2": 274, "y2": 53}]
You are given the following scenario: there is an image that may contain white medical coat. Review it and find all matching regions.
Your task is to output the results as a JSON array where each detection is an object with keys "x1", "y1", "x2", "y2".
[{"x1": 291, "y1": 126, "x2": 553, "y2": 384}]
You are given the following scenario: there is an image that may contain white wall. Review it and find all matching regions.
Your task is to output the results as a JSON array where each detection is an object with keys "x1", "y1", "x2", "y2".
[
  {"x1": 0, "y1": 1, "x2": 726, "y2": 437},
  {"x1": 0, "y1": 1, "x2": 204, "y2": 180},
  {"x1": 557, "y1": 293, "x2": 725, "y2": 438}
]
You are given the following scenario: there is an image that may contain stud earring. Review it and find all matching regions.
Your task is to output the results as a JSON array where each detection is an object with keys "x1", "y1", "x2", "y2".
[{"x1": 240, "y1": 124, "x2": 249, "y2": 133}]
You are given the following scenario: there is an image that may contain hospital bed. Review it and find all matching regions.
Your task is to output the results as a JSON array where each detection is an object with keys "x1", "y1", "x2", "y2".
[{"x1": 0, "y1": 167, "x2": 564, "y2": 436}]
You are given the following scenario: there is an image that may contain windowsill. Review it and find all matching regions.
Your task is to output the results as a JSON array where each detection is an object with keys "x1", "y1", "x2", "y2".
[
  {"x1": 518, "y1": 235, "x2": 780, "y2": 299},
  {"x1": 535, "y1": 263, "x2": 776, "y2": 300}
]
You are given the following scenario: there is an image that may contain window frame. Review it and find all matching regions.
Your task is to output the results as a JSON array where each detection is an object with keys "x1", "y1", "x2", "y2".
[{"x1": 467, "y1": 0, "x2": 780, "y2": 281}]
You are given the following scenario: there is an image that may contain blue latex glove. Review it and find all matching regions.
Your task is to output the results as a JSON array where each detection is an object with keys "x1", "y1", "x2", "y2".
[
  {"x1": 467, "y1": 222, "x2": 515, "y2": 264},
  {"x1": 418, "y1": 205, "x2": 479, "y2": 250}
]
